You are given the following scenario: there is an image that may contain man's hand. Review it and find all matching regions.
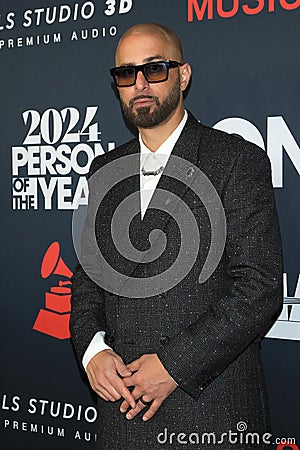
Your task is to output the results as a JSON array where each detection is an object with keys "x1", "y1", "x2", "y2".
[
  {"x1": 120, "y1": 353, "x2": 177, "y2": 421},
  {"x1": 86, "y1": 349, "x2": 136, "y2": 409}
]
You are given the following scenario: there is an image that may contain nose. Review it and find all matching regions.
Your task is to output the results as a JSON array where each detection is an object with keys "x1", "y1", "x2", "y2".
[{"x1": 134, "y1": 69, "x2": 149, "y2": 91}]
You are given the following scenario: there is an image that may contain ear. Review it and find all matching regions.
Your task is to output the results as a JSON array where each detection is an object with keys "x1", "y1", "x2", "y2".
[{"x1": 179, "y1": 63, "x2": 192, "y2": 92}]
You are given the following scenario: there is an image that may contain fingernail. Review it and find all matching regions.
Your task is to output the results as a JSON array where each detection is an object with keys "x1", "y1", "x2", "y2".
[
  {"x1": 126, "y1": 413, "x2": 132, "y2": 420},
  {"x1": 120, "y1": 408, "x2": 126, "y2": 413},
  {"x1": 142, "y1": 416, "x2": 149, "y2": 421}
]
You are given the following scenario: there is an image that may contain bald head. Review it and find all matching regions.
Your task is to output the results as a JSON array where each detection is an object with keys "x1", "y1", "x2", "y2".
[{"x1": 115, "y1": 23, "x2": 183, "y2": 65}]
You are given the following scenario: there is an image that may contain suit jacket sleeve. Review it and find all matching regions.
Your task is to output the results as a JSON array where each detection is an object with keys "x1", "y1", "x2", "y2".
[
  {"x1": 156, "y1": 144, "x2": 283, "y2": 399},
  {"x1": 70, "y1": 156, "x2": 107, "y2": 368}
]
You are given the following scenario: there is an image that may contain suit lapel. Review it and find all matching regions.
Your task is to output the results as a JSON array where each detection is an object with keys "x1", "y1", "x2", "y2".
[
  {"x1": 119, "y1": 113, "x2": 204, "y2": 286},
  {"x1": 118, "y1": 138, "x2": 140, "y2": 208},
  {"x1": 141, "y1": 112, "x2": 203, "y2": 239}
]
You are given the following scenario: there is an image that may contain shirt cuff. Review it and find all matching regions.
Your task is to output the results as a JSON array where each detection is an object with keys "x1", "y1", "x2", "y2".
[{"x1": 82, "y1": 331, "x2": 112, "y2": 371}]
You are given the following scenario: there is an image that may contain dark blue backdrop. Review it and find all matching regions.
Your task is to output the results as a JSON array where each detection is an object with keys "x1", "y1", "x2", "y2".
[{"x1": 1, "y1": 1, "x2": 299, "y2": 448}]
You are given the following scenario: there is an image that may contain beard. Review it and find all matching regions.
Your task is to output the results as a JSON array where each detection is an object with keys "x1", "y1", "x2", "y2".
[{"x1": 120, "y1": 77, "x2": 181, "y2": 129}]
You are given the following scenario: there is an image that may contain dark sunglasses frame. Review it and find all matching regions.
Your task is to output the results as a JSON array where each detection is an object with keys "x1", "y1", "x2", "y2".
[{"x1": 110, "y1": 60, "x2": 184, "y2": 87}]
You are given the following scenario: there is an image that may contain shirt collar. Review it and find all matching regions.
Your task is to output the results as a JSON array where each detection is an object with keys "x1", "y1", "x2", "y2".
[{"x1": 139, "y1": 110, "x2": 188, "y2": 165}]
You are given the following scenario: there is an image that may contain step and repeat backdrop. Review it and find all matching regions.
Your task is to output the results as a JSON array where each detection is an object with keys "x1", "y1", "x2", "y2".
[{"x1": 1, "y1": 1, "x2": 299, "y2": 449}]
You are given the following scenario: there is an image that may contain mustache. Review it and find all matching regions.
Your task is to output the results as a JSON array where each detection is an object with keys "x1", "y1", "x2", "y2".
[{"x1": 129, "y1": 95, "x2": 159, "y2": 107}]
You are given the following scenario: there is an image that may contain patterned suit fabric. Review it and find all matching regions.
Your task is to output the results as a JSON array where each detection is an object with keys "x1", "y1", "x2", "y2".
[{"x1": 70, "y1": 112, "x2": 283, "y2": 449}]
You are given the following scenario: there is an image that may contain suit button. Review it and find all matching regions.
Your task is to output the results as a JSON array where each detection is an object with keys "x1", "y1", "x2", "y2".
[
  {"x1": 160, "y1": 335, "x2": 170, "y2": 346},
  {"x1": 200, "y1": 381, "x2": 209, "y2": 391},
  {"x1": 105, "y1": 334, "x2": 115, "y2": 344}
]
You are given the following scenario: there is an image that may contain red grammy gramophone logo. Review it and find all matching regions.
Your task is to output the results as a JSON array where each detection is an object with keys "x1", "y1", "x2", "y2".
[{"x1": 33, "y1": 241, "x2": 73, "y2": 340}]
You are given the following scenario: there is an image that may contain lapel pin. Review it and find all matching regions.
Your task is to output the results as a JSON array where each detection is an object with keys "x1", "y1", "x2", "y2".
[{"x1": 186, "y1": 167, "x2": 195, "y2": 178}]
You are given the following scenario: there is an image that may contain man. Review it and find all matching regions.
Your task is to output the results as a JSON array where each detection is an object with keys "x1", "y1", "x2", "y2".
[{"x1": 71, "y1": 23, "x2": 283, "y2": 449}]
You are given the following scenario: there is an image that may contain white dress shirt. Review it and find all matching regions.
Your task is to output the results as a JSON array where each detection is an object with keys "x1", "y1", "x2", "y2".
[{"x1": 82, "y1": 110, "x2": 188, "y2": 370}]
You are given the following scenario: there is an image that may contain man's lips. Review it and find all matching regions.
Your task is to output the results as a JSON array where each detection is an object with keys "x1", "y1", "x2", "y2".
[
  {"x1": 129, "y1": 96, "x2": 159, "y2": 108},
  {"x1": 134, "y1": 98, "x2": 155, "y2": 106}
]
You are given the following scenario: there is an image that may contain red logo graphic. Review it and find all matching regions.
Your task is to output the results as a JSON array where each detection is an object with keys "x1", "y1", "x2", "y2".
[
  {"x1": 33, "y1": 242, "x2": 73, "y2": 340},
  {"x1": 277, "y1": 445, "x2": 298, "y2": 450}
]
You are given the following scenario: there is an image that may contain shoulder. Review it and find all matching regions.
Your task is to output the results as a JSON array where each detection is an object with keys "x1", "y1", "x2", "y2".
[
  {"x1": 88, "y1": 137, "x2": 138, "y2": 177},
  {"x1": 187, "y1": 111, "x2": 270, "y2": 168}
]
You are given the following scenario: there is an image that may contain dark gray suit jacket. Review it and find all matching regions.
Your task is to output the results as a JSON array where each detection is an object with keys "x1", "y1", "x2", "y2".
[{"x1": 70, "y1": 112, "x2": 283, "y2": 449}]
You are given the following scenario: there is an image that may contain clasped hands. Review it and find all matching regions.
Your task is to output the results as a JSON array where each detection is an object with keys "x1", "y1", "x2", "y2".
[{"x1": 86, "y1": 349, "x2": 177, "y2": 421}]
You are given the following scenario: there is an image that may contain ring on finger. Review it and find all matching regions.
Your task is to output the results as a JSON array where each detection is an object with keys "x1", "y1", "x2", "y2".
[{"x1": 139, "y1": 396, "x2": 153, "y2": 406}]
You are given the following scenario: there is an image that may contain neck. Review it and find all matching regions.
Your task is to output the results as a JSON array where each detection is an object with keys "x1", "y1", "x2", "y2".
[{"x1": 138, "y1": 105, "x2": 185, "y2": 152}]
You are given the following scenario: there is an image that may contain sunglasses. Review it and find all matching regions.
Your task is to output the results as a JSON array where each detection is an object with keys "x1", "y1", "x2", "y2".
[{"x1": 110, "y1": 60, "x2": 183, "y2": 87}]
